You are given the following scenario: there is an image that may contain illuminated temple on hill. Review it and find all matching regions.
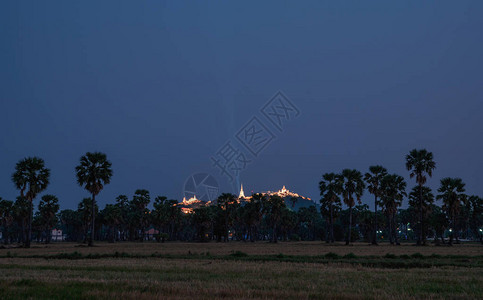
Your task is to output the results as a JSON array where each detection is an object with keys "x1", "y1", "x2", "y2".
[{"x1": 178, "y1": 184, "x2": 313, "y2": 213}]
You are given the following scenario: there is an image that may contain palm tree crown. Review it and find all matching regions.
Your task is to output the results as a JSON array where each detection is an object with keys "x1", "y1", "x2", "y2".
[
  {"x1": 405, "y1": 149, "x2": 436, "y2": 185},
  {"x1": 12, "y1": 157, "x2": 50, "y2": 200},
  {"x1": 319, "y1": 173, "x2": 343, "y2": 202},
  {"x1": 364, "y1": 166, "x2": 387, "y2": 199},
  {"x1": 341, "y1": 169, "x2": 365, "y2": 208},
  {"x1": 380, "y1": 174, "x2": 407, "y2": 215},
  {"x1": 75, "y1": 152, "x2": 113, "y2": 196},
  {"x1": 437, "y1": 177, "x2": 466, "y2": 211}
]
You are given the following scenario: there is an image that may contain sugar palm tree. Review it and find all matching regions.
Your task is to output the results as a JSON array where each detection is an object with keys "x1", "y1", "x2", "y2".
[
  {"x1": 319, "y1": 172, "x2": 343, "y2": 243},
  {"x1": 437, "y1": 177, "x2": 466, "y2": 245},
  {"x1": 341, "y1": 169, "x2": 365, "y2": 245},
  {"x1": 151, "y1": 196, "x2": 168, "y2": 241},
  {"x1": 12, "y1": 157, "x2": 50, "y2": 248},
  {"x1": 75, "y1": 152, "x2": 112, "y2": 246},
  {"x1": 364, "y1": 165, "x2": 388, "y2": 245},
  {"x1": 405, "y1": 149, "x2": 436, "y2": 245},
  {"x1": 38, "y1": 194, "x2": 60, "y2": 243},
  {"x1": 101, "y1": 204, "x2": 122, "y2": 243},
  {"x1": 246, "y1": 193, "x2": 266, "y2": 242},
  {"x1": 408, "y1": 186, "x2": 435, "y2": 243},
  {"x1": 131, "y1": 189, "x2": 151, "y2": 242},
  {"x1": 115, "y1": 195, "x2": 129, "y2": 241},
  {"x1": 216, "y1": 193, "x2": 238, "y2": 242},
  {"x1": 265, "y1": 195, "x2": 286, "y2": 243},
  {"x1": 380, "y1": 174, "x2": 406, "y2": 245}
]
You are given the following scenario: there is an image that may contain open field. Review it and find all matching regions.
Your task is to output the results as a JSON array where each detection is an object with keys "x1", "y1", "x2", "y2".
[
  {"x1": 0, "y1": 242, "x2": 482, "y2": 299},
  {"x1": 1, "y1": 241, "x2": 482, "y2": 257}
]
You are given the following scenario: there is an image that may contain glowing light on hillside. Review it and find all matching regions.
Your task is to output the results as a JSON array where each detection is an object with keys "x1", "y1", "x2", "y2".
[
  {"x1": 181, "y1": 195, "x2": 201, "y2": 206},
  {"x1": 265, "y1": 185, "x2": 312, "y2": 201},
  {"x1": 179, "y1": 184, "x2": 312, "y2": 214},
  {"x1": 237, "y1": 184, "x2": 311, "y2": 201},
  {"x1": 181, "y1": 207, "x2": 194, "y2": 214}
]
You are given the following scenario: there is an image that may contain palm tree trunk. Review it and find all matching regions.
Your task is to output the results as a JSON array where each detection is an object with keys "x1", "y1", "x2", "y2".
[
  {"x1": 26, "y1": 199, "x2": 33, "y2": 248},
  {"x1": 454, "y1": 217, "x2": 459, "y2": 244},
  {"x1": 89, "y1": 194, "x2": 95, "y2": 247},
  {"x1": 387, "y1": 213, "x2": 394, "y2": 245},
  {"x1": 2, "y1": 222, "x2": 8, "y2": 245},
  {"x1": 272, "y1": 224, "x2": 277, "y2": 243},
  {"x1": 394, "y1": 212, "x2": 400, "y2": 245},
  {"x1": 346, "y1": 206, "x2": 352, "y2": 245},
  {"x1": 47, "y1": 226, "x2": 52, "y2": 244},
  {"x1": 330, "y1": 203, "x2": 334, "y2": 243},
  {"x1": 449, "y1": 216, "x2": 454, "y2": 245},
  {"x1": 419, "y1": 183, "x2": 424, "y2": 245},
  {"x1": 373, "y1": 195, "x2": 378, "y2": 245}
]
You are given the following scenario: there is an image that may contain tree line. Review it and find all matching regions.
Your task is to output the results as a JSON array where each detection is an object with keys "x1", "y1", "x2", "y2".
[{"x1": 0, "y1": 149, "x2": 481, "y2": 247}]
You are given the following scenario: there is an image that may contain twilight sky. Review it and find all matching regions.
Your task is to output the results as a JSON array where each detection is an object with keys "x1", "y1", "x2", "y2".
[{"x1": 1, "y1": 1, "x2": 482, "y2": 210}]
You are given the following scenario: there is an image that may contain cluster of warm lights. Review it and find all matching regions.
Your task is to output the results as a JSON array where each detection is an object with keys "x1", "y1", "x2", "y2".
[
  {"x1": 180, "y1": 195, "x2": 202, "y2": 205},
  {"x1": 265, "y1": 185, "x2": 312, "y2": 201},
  {"x1": 178, "y1": 184, "x2": 312, "y2": 214},
  {"x1": 237, "y1": 184, "x2": 311, "y2": 201},
  {"x1": 181, "y1": 207, "x2": 194, "y2": 214},
  {"x1": 178, "y1": 195, "x2": 212, "y2": 214}
]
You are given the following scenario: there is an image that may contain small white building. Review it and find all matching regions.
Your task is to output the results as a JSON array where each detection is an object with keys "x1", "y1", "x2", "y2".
[{"x1": 51, "y1": 229, "x2": 64, "y2": 241}]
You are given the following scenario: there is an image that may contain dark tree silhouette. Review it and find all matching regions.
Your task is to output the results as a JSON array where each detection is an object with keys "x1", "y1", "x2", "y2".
[
  {"x1": 406, "y1": 149, "x2": 436, "y2": 245},
  {"x1": 341, "y1": 169, "x2": 365, "y2": 245},
  {"x1": 319, "y1": 173, "x2": 343, "y2": 243},
  {"x1": 408, "y1": 186, "x2": 434, "y2": 244},
  {"x1": 38, "y1": 194, "x2": 60, "y2": 243},
  {"x1": 364, "y1": 165, "x2": 387, "y2": 245},
  {"x1": 75, "y1": 152, "x2": 112, "y2": 246},
  {"x1": 437, "y1": 177, "x2": 466, "y2": 245},
  {"x1": 380, "y1": 174, "x2": 406, "y2": 245},
  {"x1": 12, "y1": 157, "x2": 50, "y2": 248}
]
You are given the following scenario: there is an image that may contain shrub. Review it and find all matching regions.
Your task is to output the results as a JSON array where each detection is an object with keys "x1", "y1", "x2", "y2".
[
  {"x1": 343, "y1": 253, "x2": 357, "y2": 259},
  {"x1": 325, "y1": 252, "x2": 340, "y2": 259},
  {"x1": 230, "y1": 251, "x2": 248, "y2": 257}
]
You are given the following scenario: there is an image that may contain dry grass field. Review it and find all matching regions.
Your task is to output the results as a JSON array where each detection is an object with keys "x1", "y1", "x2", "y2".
[
  {"x1": 1, "y1": 241, "x2": 481, "y2": 256},
  {"x1": 0, "y1": 242, "x2": 482, "y2": 299}
]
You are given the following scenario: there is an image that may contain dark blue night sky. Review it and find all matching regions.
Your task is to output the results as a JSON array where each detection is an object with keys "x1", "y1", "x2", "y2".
[{"x1": 1, "y1": 1, "x2": 482, "y2": 210}]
